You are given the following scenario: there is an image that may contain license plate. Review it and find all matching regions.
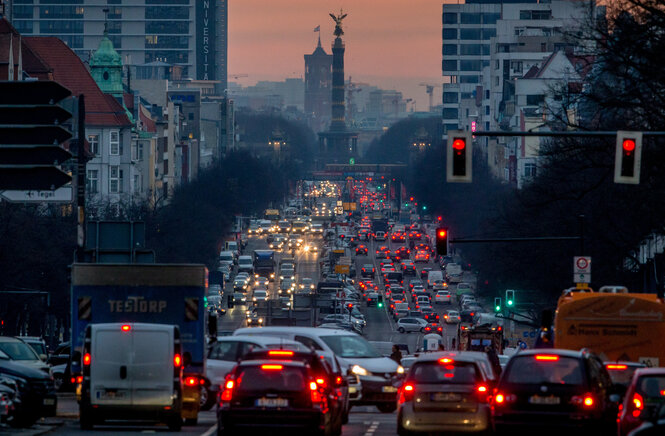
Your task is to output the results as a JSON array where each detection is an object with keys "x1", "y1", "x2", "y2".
[
  {"x1": 256, "y1": 397, "x2": 288, "y2": 407},
  {"x1": 431, "y1": 392, "x2": 461, "y2": 402},
  {"x1": 43, "y1": 398, "x2": 55, "y2": 406},
  {"x1": 382, "y1": 386, "x2": 398, "y2": 393},
  {"x1": 529, "y1": 395, "x2": 560, "y2": 405},
  {"x1": 99, "y1": 390, "x2": 126, "y2": 400},
  {"x1": 349, "y1": 386, "x2": 358, "y2": 394}
]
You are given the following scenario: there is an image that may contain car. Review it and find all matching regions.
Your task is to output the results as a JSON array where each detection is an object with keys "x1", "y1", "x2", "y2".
[
  {"x1": 246, "y1": 311, "x2": 264, "y2": 327},
  {"x1": 396, "y1": 317, "x2": 429, "y2": 333},
  {"x1": 604, "y1": 361, "x2": 646, "y2": 398},
  {"x1": 216, "y1": 358, "x2": 335, "y2": 434},
  {"x1": 279, "y1": 279, "x2": 295, "y2": 294},
  {"x1": 393, "y1": 303, "x2": 411, "y2": 320},
  {"x1": 492, "y1": 349, "x2": 619, "y2": 434},
  {"x1": 395, "y1": 246, "x2": 410, "y2": 259},
  {"x1": 0, "y1": 337, "x2": 51, "y2": 375},
  {"x1": 443, "y1": 310, "x2": 461, "y2": 324},
  {"x1": 397, "y1": 352, "x2": 493, "y2": 435},
  {"x1": 254, "y1": 276, "x2": 269, "y2": 288},
  {"x1": 434, "y1": 290, "x2": 453, "y2": 304},
  {"x1": 423, "y1": 322, "x2": 443, "y2": 334},
  {"x1": 252, "y1": 290, "x2": 269, "y2": 302},
  {"x1": 409, "y1": 279, "x2": 424, "y2": 290},
  {"x1": 414, "y1": 250, "x2": 430, "y2": 263},
  {"x1": 355, "y1": 245, "x2": 368, "y2": 256},
  {"x1": 233, "y1": 277, "x2": 249, "y2": 292},
  {"x1": 618, "y1": 367, "x2": 665, "y2": 436},
  {"x1": 374, "y1": 231, "x2": 387, "y2": 241},
  {"x1": 298, "y1": 277, "x2": 316, "y2": 293},
  {"x1": 401, "y1": 260, "x2": 416, "y2": 275},
  {"x1": 391, "y1": 232, "x2": 406, "y2": 243},
  {"x1": 457, "y1": 282, "x2": 473, "y2": 295},
  {"x1": 321, "y1": 314, "x2": 365, "y2": 333},
  {"x1": 233, "y1": 292, "x2": 247, "y2": 305},
  {"x1": 361, "y1": 264, "x2": 376, "y2": 278},
  {"x1": 420, "y1": 267, "x2": 433, "y2": 280},
  {"x1": 460, "y1": 309, "x2": 479, "y2": 323},
  {"x1": 366, "y1": 292, "x2": 380, "y2": 306},
  {"x1": 422, "y1": 307, "x2": 440, "y2": 322}
]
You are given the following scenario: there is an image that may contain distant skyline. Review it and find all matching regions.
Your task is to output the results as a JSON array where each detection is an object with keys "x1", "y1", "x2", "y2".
[{"x1": 228, "y1": 0, "x2": 445, "y2": 110}]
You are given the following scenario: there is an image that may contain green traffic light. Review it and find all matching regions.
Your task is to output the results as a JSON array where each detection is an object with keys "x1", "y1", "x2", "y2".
[
  {"x1": 507, "y1": 300, "x2": 514, "y2": 306},
  {"x1": 422, "y1": 206, "x2": 427, "y2": 210},
  {"x1": 495, "y1": 305, "x2": 501, "y2": 312},
  {"x1": 378, "y1": 302, "x2": 383, "y2": 308}
]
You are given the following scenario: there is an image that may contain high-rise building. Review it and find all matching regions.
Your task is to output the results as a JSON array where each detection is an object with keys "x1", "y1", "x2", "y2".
[
  {"x1": 7, "y1": 0, "x2": 227, "y2": 91},
  {"x1": 304, "y1": 36, "x2": 332, "y2": 133}
]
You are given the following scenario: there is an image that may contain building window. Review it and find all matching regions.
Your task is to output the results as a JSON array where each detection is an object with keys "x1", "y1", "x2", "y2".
[
  {"x1": 460, "y1": 60, "x2": 482, "y2": 71},
  {"x1": 511, "y1": 61, "x2": 523, "y2": 73},
  {"x1": 87, "y1": 170, "x2": 98, "y2": 194},
  {"x1": 541, "y1": 42, "x2": 547, "y2": 52},
  {"x1": 485, "y1": 105, "x2": 490, "y2": 115},
  {"x1": 460, "y1": 28, "x2": 481, "y2": 40},
  {"x1": 524, "y1": 163, "x2": 537, "y2": 178},
  {"x1": 133, "y1": 142, "x2": 144, "y2": 161},
  {"x1": 442, "y1": 60, "x2": 457, "y2": 72},
  {"x1": 110, "y1": 130, "x2": 120, "y2": 155},
  {"x1": 482, "y1": 28, "x2": 496, "y2": 40},
  {"x1": 460, "y1": 13, "x2": 481, "y2": 24},
  {"x1": 482, "y1": 13, "x2": 501, "y2": 25},
  {"x1": 485, "y1": 90, "x2": 490, "y2": 99},
  {"x1": 442, "y1": 44, "x2": 457, "y2": 56},
  {"x1": 460, "y1": 44, "x2": 481, "y2": 56},
  {"x1": 442, "y1": 12, "x2": 457, "y2": 24},
  {"x1": 110, "y1": 165, "x2": 123, "y2": 193},
  {"x1": 495, "y1": 76, "x2": 500, "y2": 86},
  {"x1": 88, "y1": 134, "x2": 99, "y2": 155},
  {"x1": 459, "y1": 75, "x2": 479, "y2": 84},
  {"x1": 442, "y1": 28, "x2": 457, "y2": 40},
  {"x1": 527, "y1": 94, "x2": 545, "y2": 105},
  {"x1": 134, "y1": 175, "x2": 141, "y2": 193},
  {"x1": 444, "y1": 123, "x2": 459, "y2": 132},
  {"x1": 442, "y1": 108, "x2": 459, "y2": 119},
  {"x1": 482, "y1": 44, "x2": 490, "y2": 55},
  {"x1": 443, "y1": 92, "x2": 459, "y2": 104}
]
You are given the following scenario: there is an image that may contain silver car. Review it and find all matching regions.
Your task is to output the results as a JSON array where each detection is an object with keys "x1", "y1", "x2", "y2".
[
  {"x1": 396, "y1": 317, "x2": 428, "y2": 333},
  {"x1": 397, "y1": 352, "x2": 492, "y2": 434}
]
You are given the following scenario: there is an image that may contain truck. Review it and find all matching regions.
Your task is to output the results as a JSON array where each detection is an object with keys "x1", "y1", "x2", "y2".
[
  {"x1": 458, "y1": 324, "x2": 504, "y2": 355},
  {"x1": 253, "y1": 249, "x2": 275, "y2": 281},
  {"x1": 371, "y1": 218, "x2": 389, "y2": 234},
  {"x1": 71, "y1": 264, "x2": 208, "y2": 423},
  {"x1": 264, "y1": 209, "x2": 280, "y2": 222}
]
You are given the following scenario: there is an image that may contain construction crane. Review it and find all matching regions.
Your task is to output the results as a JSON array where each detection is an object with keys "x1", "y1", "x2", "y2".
[{"x1": 419, "y1": 83, "x2": 441, "y2": 112}]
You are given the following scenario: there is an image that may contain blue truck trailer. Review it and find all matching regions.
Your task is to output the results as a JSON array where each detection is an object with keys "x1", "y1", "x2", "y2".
[
  {"x1": 253, "y1": 249, "x2": 275, "y2": 281},
  {"x1": 70, "y1": 264, "x2": 208, "y2": 422}
]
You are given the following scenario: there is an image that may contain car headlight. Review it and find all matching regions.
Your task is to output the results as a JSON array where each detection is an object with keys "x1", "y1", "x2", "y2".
[
  {"x1": 351, "y1": 365, "x2": 368, "y2": 376},
  {"x1": 253, "y1": 297, "x2": 257, "y2": 301},
  {"x1": 258, "y1": 318, "x2": 263, "y2": 323},
  {"x1": 397, "y1": 365, "x2": 405, "y2": 374}
]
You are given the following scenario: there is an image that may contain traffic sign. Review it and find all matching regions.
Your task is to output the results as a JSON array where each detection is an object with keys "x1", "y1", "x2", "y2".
[
  {"x1": 0, "y1": 81, "x2": 73, "y2": 191},
  {"x1": 334, "y1": 264, "x2": 350, "y2": 275},
  {"x1": 574, "y1": 256, "x2": 591, "y2": 274},
  {"x1": 339, "y1": 256, "x2": 352, "y2": 265},
  {"x1": 0, "y1": 186, "x2": 72, "y2": 203},
  {"x1": 574, "y1": 273, "x2": 591, "y2": 283}
]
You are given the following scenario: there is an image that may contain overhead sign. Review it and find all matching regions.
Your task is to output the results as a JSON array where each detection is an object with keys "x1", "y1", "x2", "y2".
[
  {"x1": 334, "y1": 264, "x2": 350, "y2": 275},
  {"x1": 339, "y1": 256, "x2": 352, "y2": 265},
  {"x1": 0, "y1": 186, "x2": 72, "y2": 203}
]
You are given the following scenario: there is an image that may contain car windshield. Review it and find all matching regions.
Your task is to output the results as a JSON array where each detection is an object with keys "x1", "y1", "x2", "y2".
[
  {"x1": 637, "y1": 375, "x2": 665, "y2": 399},
  {"x1": 0, "y1": 341, "x2": 39, "y2": 361},
  {"x1": 236, "y1": 365, "x2": 307, "y2": 392},
  {"x1": 505, "y1": 356, "x2": 584, "y2": 385},
  {"x1": 320, "y1": 335, "x2": 381, "y2": 358},
  {"x1": 409, "y1": 361, "x2": 479, "y2": 384}
]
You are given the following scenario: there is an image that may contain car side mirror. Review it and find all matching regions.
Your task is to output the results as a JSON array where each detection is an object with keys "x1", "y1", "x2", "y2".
[{"x1": 39, "y1": 354, "x2": 48, "y2": 362}]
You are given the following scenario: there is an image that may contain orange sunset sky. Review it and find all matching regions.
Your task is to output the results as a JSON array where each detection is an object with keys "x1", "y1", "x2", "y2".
[{"x1": 228, "y1": 0, "x2": 447, "y2": 110}]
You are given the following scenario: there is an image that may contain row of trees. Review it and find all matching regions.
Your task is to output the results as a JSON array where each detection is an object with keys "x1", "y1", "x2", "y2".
[{"x1": 365, "y1": 0, "x2": 665, "y2": 305}]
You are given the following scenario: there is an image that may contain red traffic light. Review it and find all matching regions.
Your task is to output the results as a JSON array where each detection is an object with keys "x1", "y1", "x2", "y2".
[
  {"x1": 452, "y1": 138, "x2": 466, "y2": 150},
  {"x1": 438, "y1": 230, "x2": 447, "y2": 238},
  {"x1": 622, "y1": 139, "x2": 636, "y2": 153},
  {"x1": 437, "y1": 216, "x2": 442, "y2": 221}
]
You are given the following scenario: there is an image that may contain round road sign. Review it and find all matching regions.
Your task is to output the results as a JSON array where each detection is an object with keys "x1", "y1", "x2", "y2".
[{"x1": 576, "y1": 257, "x2": 589, "y2": 270}]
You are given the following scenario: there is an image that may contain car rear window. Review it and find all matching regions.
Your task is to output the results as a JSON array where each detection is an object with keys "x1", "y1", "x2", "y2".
[
  {"x1": 236, "y1": 365, "x2": 307, "y2": 392},
  {"x1": 409, "y1": 361, "x2": 479, "y2": 384},
  {"x1": 505, "y1": 356, "x2": 584, "y2": 386},
  {"x1": 637, "y1": 375, "x2": 665, "y2": 399}
]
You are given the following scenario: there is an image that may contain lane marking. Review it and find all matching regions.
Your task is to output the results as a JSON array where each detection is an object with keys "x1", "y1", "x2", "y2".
[
  {"x1": 363, "y1": 420, "x2": 380, "y2": 436},
  {"x1": 200, "y1": 424, "x2": 217, "y2": 436}
]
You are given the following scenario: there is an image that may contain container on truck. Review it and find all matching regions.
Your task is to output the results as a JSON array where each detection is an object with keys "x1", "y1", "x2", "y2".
[
  {"x1": 253, "y1": 249, "x2": 275, "y2": 281},
  {"x1": 71, "y1": 264, "x2": 208, "y2": 424}
]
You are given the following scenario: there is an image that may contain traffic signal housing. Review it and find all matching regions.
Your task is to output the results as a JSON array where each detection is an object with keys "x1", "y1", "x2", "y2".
[
  {"x1": 614, "y1": 131, "x2": 643, "y2": 184},
  {"x1": 435, "y1": 227, "x2": 449, "y2": 256},
  {"x1": 494, "y1": 297, "x2": 502, "y2": 312},
  {"x1": 506, "y1": 290, "x2": 515, "y2": 307},
  {"x1": 446, "y1": 130, "x2": 472, "y2": 183}
]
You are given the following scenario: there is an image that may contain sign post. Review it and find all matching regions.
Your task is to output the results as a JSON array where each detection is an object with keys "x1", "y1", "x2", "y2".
[{"x1": 573, "y1": 256, "x2": 591, "y2": 285}]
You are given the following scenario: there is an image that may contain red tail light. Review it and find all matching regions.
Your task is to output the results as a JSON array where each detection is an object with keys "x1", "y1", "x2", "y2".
[
  {"x1": 268, "y1": 350, "x2": 294, "y2": 357},
  {"x1": 438, "y1": 358, "x2": 453, "y2": 364},
  {"x1": 629, "y1": 392, "x2": 644, "y2": 418},
  {"x1": 76, "y1": 375, "x2": 83, "y2": 384},
  {"x1": 606, "y1": 364, "x2": 628, "y2": 370},
  {"x1": 571, "y1": 393, "x2": 595, "y2": 408},
  {"x1": 185, "y1": 376, "x2": 198, "y2": 386},
  {"x1": 121, "y1": 324, "x2": 131, "y2": 331},
  {"x1": 174, "y1": 354, "x2": 182, "y2": 367},
  {"x1": 83, "y1": 353, "x2": 91, "y2": 366},
  {"x1": 476, "y1": 385, "x2": 490, "y2": 402},
  {"x1": 220, "y1": 379, "x2": 234, "y2": 402},
  {"x1": 535, "y1": 354, "x2": 559, "y2": 361},
  {"x1": 398, "y1": 383, "x2": 415, "y2": 404},
  {"x1": 261, "y1": 364, "x2": 283, "y2": 371}
]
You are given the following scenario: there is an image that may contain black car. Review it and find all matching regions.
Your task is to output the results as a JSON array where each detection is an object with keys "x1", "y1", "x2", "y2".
[
  {"x1": 492, "y1": 349, "x2": 619, "y2": 434},
  {"x1": 355, "y1": 245, "x2": 368, "y2": 256},
  {"x1": 240, "y1": 349, "x2": 349, "y2": 431},
  {"x1": 361, "y1": 264, "x2": 375, "y2": 278},
  {"x1": 460, "y1": 309, "x2": 478, "y2": 323},
  {"x1": 0, "y1": 357, "x2": 57, "y2": 427},
  {"x1": 217, "y1": 359, "x2": 335, "y2": 435},
  {"x1": 420, "y1": 267, "x2": 432, "y2": 280}
]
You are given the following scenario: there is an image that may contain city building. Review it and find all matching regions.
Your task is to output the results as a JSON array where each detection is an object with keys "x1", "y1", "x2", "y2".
[
  {"x1": 304, "y1": 36, "x2": 332, "y2": 133},
  {"x1": 7, "y1": 0, "x2": 227, "y2": 90}
]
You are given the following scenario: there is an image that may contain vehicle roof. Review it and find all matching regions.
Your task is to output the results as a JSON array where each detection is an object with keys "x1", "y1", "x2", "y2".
[
  {"x1": 216, "y1": 335, "x2": 302, "y2": 346},
  {"x1": 413, "y1": 351, "x2": 488, "y2": 364},
  {"x1": 634, "y1": 368, "x2": 665, "y2": 376},
  {"x1": 0, "y1": 336, "x2": 24, "y2": 343},
  {"x1": 234, "y1": 326, "x2": 359, "y2": 338},
  {"x1": 513, "y1": 348, "x2": 585, "y2": 359}
]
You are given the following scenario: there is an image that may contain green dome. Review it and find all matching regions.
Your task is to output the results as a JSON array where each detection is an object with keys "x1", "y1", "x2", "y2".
[{"x1": 90, "y1": 35, "x2": 122, "y2": 67}]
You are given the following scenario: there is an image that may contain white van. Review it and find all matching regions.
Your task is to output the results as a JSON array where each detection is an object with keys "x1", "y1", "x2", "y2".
[
  {"x1": 237, "y1": 255, "x2": 254, "y2": 274},
  {"x1": 219, "y1": 250, "x2": 234, "y2": 265},
  {"x1": 79, "y1": 323, "x2": 183, "y2": 430},
  {"x1": 233, "y1": 326, "x2": 403, "y2": 413},
  {"x1": 427, "y1": 270, "x2": 444, "y2": 288},
  {"x1": 224, "y1": 241, "x2": 239, "y2": 258},
  {"x1": 445, "y1": 263, "x2": 463, "y2": 283}
]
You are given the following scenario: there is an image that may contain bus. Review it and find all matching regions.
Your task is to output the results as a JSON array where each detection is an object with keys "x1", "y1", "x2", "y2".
[{"x1": 554, "y1": 286, "x2": 665, "y2": 367}]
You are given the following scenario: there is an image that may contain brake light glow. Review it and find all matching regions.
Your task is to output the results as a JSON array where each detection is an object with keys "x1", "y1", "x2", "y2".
[
  {"x1": 121, "y1": 324, "x2": 131, "y2": 331},
  {"x1": 606, "y1": 364, "x2": 628, "y2": 370},
  {"x1": 584, "y1": 396, "x2": 594, "y2": 407},
  {"x1": 220, "y1": 380, "x2": 234, "y2": 402},
  {"x1": 495, "y1": 394, "x2": 505, "y2": 404},
  {"x1": 268, "y1": 350, "x2": 294, "y2": 357},
  {"x1": 76, "y1": 376, "x2": 83, "y2": 384},
  {"x1": 398, "y1": 383, "x2": 415, "y2": 404},
  {"x1": 174, "y1": 354, "x2": 182, "y2": 367},
  {"x1": 404, "y1": 384, "x2": 414, "y2": 391},
  {"x1": 477, "y1": 385, "x2": 487, "y2": 393},
  {"x1": 83, "y1": 353, "x2": 91, "y2": 366},
  {"x1": 261, "y1": 364, "x2": 283, "y2": 371},
  {"x1": 535, "y1": 355, "x2": 559, "y2": 361},
  {"x1": 631, "y1": 392, "x2": 644, "y2": 417},
  {"x1": 438, "y1": 358, "x2": 453, "y2": 364},
  {"x1": 185, "y1": 377, "x2": 198, "y2": 386}
]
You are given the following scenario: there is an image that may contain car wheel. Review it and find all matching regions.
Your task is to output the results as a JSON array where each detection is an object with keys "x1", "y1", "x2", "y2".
[
  {"x1": 184, "y1": 416, "x2": 198, "y2": 426},
  {"x1": 398, "y1": 327, "x2": 405, "y2": 333},
  {"x1": 200, "y1": 386, "x2": 215, "y2": 411},
  {"x1": 378, "y1": 403, "x2": 397, "y2": 413},
  {"x1": 420, "y1": 327, "x2": 425, "y2": 333}
]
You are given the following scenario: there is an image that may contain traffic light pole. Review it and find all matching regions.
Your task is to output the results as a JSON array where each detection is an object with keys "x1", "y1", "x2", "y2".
[
  {"x1": 468, "y1": 131, "x2": 665, "y2": 138},
  {"x1": 451, "y1": 236, "x2": 580, "y2": 243},
  {"x1": 76, "y1": 95, "x2": 86, "y2": 262}
]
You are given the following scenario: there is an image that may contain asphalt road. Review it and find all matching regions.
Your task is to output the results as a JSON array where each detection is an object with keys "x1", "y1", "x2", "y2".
[{"x1": 42, "y1": 226, "x2": 481, "y2": 436}]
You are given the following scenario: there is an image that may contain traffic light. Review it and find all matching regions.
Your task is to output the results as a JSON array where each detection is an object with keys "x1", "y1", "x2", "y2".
[
  {"x1": 435, "y1": 227, "x2": 448, "y2": 256},
  {"x1": 614, "y1": 131, "x2": 643, "y2": 184},
  {"x1": 0, "y1": 81, "x2": 73, "y2": 190},
  {"x1": 494, "y1": 297, "x2": 502, "y2": 312},
  {"x1": 346, "y1": 303, "x2": 354, "y2": 312},
  {"x1": 446, "y1": 130, "x2": 472, "y2": 183},
  {"x1": 506, "y1": 290, "x2": 515, "y2": 307}
]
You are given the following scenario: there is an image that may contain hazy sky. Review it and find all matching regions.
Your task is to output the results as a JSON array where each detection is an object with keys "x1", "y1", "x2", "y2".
[{"x1": 229, "y1": 0, "x2": 446, "y2": 109}]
